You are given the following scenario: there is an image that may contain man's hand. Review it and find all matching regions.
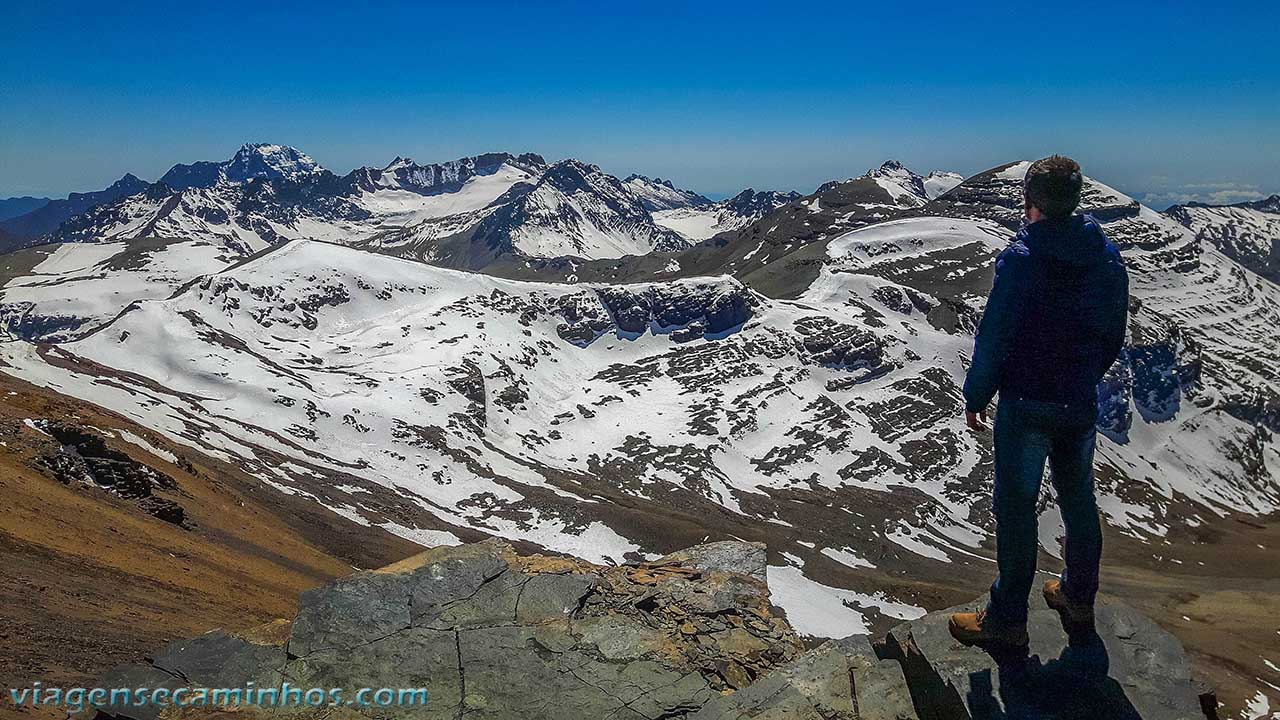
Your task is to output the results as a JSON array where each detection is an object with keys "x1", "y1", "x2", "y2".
[{"x1": 965, "y1": 409, "x2": 989, "y2": 432}]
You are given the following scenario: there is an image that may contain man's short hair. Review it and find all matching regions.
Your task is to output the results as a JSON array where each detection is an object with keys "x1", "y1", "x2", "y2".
[{"x1": 1024, "y1": 155, "x2": 1083, "y2": 218}]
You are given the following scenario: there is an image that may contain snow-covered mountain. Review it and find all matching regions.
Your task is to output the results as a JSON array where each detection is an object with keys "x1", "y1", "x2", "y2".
[
  {"x1": 472, "y1": 160, "x2": 695, "y2": 258},
  {"x1": 864, "y1": 160, "x2": 963, "y2": 206},
  {"x1": 1166, "y1": 194, "x2": 1280, "y2": 283},
  {"x1": 642, "y1": 161, "x2": 959, "y2": 253},
  {"x1": 922, "y1": 170, "x2": 964, "y2": 200},
  {"x1": 652, "y1": 188, "x2": 802, "y2": 241},
  {"x1": 359, "y1": 159, "x2": 697, "y2": 266},
  {"x1": 0, "y1": 235, "x2": 258, "y2": 342},
  {"x1": 49, "y1": 148, "x2": 549, "y2": 248},
  {"x1": 3, "y1": 159, "x2": 1277, "y2": 646},
  {"x1": 0, "y1": 152, "x2": 717, "y2": 342},
  {"x1": 623, "y1": 174, "x2": 713, "y2": 211},
  {"x1": 349, "y1": 152, "x2": 548, "y2": 197},
  {"x1": 14, "y1": 147, "x2": 971, "y2": 279},
  {"x1": 38, "y1": 145, "x2": 706, "y2": 266},
  {"x1": 49, "y1": 171, "x2": 370, "y2": 246},
  {"x1": 161, "y1": 143, "x2": 325, "y2": 189},
  {"x1": 504, "y1": 164, "x2": 970, "y2": 295}
]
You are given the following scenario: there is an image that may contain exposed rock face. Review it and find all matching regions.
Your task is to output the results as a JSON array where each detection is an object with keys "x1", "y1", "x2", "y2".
[
  {"x1": 91, "y1": 540, "x2": 912, "y2": 720},
  {"x1": 1166, "y1": 194, "x2": 1280, "y2": 284},
  {"x1": 881, "y1": 593, "x2": 1216, "y2": 720},
  {"x1": 350, "y1": 153, "x2": 548, "y2": 196},
  {"x1": 654, "y1": 540, "x2": 767, "y2": 582},
  {"x1": 34, "y1": 421, "x2": 188, "y2": 526},
  {"x1": 596, "y1": 282, "x2": 757, "y2": 340},
  {"x1": 721, "y1": 188, "x2": 803, "y2": 218},
  {"x1": 88, "y1": 541, "x2": 1213, "y2": 720}
]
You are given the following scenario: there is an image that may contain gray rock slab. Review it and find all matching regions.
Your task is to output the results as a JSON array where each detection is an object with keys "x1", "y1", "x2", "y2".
[
  {"x1": 417, "y1": 567, "x2": 527, "y2": 630},
  {"x1": 88, "y1": 664, "x2": 182, "y2": 720},
  {"x1": 513, "y1": 571, "x2": 597, "y2": 623},
  {"x1": 283, "y1": 626, "x2": 460, "y2": 719},
  {"x1": 151, "y1": 629, "x2": 286, "y2": 688},
  {"x1": 455, "y1": 624, "x2": 648, "y2": 720},
  {"x1": 690, "y1": 639, "x2": 856, "y2": 719},
  {"x1": 406, "y1": 543, "x2": 510, "y2": 624},
  {"x1": 574, "y1": 615, "x2": 669, "y2": 661},
  {"x1": 85, "y1": 540, "x2": 1219, "y2": 720},
  {"x1": 883, "y1": 593, "x2": 1209, "y2": 720},
  {"x1": 829, "y1": 635, "x2": 918, "y2": 720},
  {"x1": 659, "y1": 540, "x2": 768, "y2": 582},
  {"x1": 289, "y1": 570, "x2": 411, "y2": 657}
]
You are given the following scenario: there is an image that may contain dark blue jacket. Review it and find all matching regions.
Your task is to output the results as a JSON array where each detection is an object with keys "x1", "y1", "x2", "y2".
[{"x1": 963, "y1": 214, "x2": 1129, "y2": 413}]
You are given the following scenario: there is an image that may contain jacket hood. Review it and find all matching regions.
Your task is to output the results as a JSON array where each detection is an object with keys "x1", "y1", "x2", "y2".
[{"x1": 1018, "y1": 214, "x2": 1110, "y2": 266}]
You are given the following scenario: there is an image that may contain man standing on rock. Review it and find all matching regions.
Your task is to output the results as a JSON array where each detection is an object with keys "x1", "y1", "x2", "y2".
[{"x1": 949, "y1": 156, "x2": 1129, "y2": 648}]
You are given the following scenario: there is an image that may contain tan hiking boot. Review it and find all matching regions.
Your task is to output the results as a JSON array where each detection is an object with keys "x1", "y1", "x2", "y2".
[
  {"x1": 1043, "y1": 579, "x2": 1095, "y2": 634},
  {"x1": 948, "y1": 609, "x2": 1030, "y2": 649}
]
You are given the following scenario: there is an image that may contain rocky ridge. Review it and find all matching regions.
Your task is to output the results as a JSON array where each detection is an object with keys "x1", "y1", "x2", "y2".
[
  {"x1": 90, "y1": 540, "x2": 1213, "y2": 720},
  {"x1": 1166, "y1": 194, "x2": 1280, "y2": 284}
]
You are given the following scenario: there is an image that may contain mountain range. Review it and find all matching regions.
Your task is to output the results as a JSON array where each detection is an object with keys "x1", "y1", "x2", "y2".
[
  {"x1": 0, "y1": 174, "x2": 149, "y2": 251},
  {"x1": 8, "y1": 144, "x2": 786, "y2": 263},
  {"x1": 0, "y1": 196, "x2": 51, "y2": 222},
  {"x1": 0, "y1": 144, "x2": 1277, "y2": 717}
]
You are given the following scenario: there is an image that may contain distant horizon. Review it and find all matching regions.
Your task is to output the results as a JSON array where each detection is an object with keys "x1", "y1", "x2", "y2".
[
  {"x1": 4, "y1": 1, "x2": 1277, "y2": 209},
  {"x1": 4, "y1": 141, "x2": 1275, "y2": 212}
]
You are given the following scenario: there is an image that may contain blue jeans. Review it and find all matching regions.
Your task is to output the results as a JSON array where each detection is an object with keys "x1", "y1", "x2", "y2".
[{"x1": 987, "y1": 396, "x2": 1103, "y2": 625}]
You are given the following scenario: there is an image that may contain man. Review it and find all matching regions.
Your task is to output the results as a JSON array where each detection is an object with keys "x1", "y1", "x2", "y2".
[{"x1": 949, "y1": 156, "x2": 1129, "y2": 648}]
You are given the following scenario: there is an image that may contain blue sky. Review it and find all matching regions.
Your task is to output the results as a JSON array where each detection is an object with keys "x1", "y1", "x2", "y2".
[{"x1": 3, "y1": 0, "x2": 1277, "y2": 206}]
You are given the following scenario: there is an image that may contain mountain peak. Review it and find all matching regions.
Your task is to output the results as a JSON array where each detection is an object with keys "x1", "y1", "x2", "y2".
[
  {"x1": 549, "y1": 158, "x2": 602, "y2": 174},
  {"x1": 225, "y1": 143, "x2": 323, "y2": 183},
  {"x1": 625, "y1": 174, "x2": 676, "y2": 190},
  {"x1": 864, "y1": 160, "x2": 929, "y2": 206},
  {"x1": 157, "y1": 144, "x2": 323, "y2": 190},
  {"x1": 723, "y1": 188, "x2": 801, "y2": 215},
  {"x1": 536, "y1": 159, "x2": 606, "y2": 193},
  {"x1": 109, "y1": 173, "x2": 148, "y2": 191}
]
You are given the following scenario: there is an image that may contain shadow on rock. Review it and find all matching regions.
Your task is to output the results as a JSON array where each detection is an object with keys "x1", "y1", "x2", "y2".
[
  {"x1": 966, "y1": 631, "x2": 1141, "y2": 720},
  {"x1": 882, "y1": 593, "x2": 1215, "y2": 720}
]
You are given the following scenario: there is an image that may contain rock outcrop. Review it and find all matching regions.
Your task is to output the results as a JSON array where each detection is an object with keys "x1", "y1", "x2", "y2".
[
  {"x1": 34, "y1": 421, "x2": 188, "y2": 526},
  {"x1": 89, "y1": 541, "x2": 1213, "y2": 720},
  {"x1": 881, "y1": 594, "x2": 1217, "y2": 720}
]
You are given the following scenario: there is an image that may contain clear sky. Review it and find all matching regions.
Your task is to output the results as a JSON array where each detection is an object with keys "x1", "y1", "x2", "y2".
[{"x1": 3, "y1": 0, "x2": 1277, "y2": 207}]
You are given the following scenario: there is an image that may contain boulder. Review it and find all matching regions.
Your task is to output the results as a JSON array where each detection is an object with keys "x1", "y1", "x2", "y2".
[{"x1": 881, "y1": 593, "x2": 1215, "y2": 720}]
